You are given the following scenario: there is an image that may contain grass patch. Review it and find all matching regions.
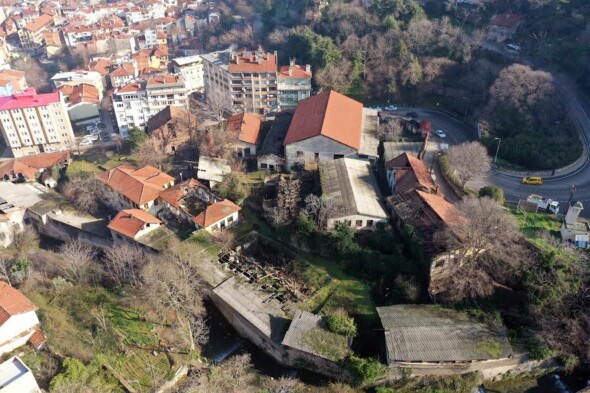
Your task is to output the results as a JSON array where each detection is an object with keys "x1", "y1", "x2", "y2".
[
  {"x1": 110, "y1": 350, "x2": 173, "y2": 393},
  {"x1": 186, "y1": 231, "x2": 220, "y2": 257},
  {"x1": 66, "y1": 160, "x2": 102, "y2": 179},
  {"x1": 507, "y1": 205, "x2": 561, "y2": 240},
  {"x1": 302, "y1": 326, "x2": 350, "y2": 361}
]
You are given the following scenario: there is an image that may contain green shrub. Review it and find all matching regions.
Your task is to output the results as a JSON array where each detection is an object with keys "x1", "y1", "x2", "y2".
[
  {"x1": 479, "y1": 185, "x2": 505, "y2": 204},
  {"x1": 527, "y1": 339, "x2": 553, "y2": 360},
  {"x1": 50, "y1": 357, "x2": 123, "y2": 393},
  {"x1": 296, "y1": 213, "x2": 317, "y2": 238},
  {"x1": 326, "y1": 314, "x2": 357, "y2": 337},
  {"x1": 345, "y1": 355, "x2": 388, "y2": 386},
  {"x1": 560, "y1": 354, "x2": 580, "y2": 373}
]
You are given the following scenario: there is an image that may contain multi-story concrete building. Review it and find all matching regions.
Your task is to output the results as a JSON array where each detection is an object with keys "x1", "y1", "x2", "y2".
[
  {"x1": 112, "y1": 74, "x2": 188, "y2": 135},
  {"x1": 171, "y1": 55, "x2": 204, "y2": 94},
  {"x1": 278, "y1": 60, "x2": 312, "y2": 110},
  {"x1": 202, "y1": 48, "x2": 312, "y2": 115},
  {"x1": 18, "y1": 14, "x2": 54, "y2": 51},
  {"x1": 0, "y1": 88, "x2": 75, "y2": 158},
  {"x1": 51, "y1": 70, "x2": 104, "y2": 99}
]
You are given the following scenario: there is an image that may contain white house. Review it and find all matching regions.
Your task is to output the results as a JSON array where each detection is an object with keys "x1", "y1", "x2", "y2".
[
  {"x1": 0, "y1": 282, "x2": 45, "y2": 356},
  {"x1": 107, "y1": 209, "x2": 162, "y2": 246},
  {"x1": 196, "y1": 156, "x2": 231, "y2": 187},
  {"x1": 226, "y1": 112, "x2": 261, "y2": 157},
  {"x1": 320, "y1": 158, "x2": 388, "y2": 230},
  {"x1": 0, "y1": 356, "x2": 41, "y2": 393},
  {"x1": 172, "y1": 55, "x2": 205, "y2": 94},
  {"x1": 194, "y1": 199, "x2": 241, "y2": 233}
]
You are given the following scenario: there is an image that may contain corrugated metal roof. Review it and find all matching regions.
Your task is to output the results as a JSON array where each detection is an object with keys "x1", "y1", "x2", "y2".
[
  {"x1": 320, "y1": 158, "x2": 388, "y2": 219},
  {"x1": 376, "y1": 305, "x2": 513, "y2": 363}
]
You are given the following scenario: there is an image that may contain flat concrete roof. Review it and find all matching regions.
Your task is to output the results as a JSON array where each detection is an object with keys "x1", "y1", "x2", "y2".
[
  {"x1": 0, "y1": 356, "x2": 39, "y2": 393},
  {"x1": 359, "y1": 109, "x2": 379, "y2": 158},
  {"x1": 197, "y1": 156, "x2": 231, "y2": 184},
  {"x1": 213, "y1": 276, "x2": 289, "y2": 343},
  {"x1": 0, "y1": 182, "x2": 43, "y2": 211}
]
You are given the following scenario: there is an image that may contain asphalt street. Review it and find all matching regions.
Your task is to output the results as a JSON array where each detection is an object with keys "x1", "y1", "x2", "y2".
[{"x1": 391, "y1": 42, "x2": 590, "y2": 217}]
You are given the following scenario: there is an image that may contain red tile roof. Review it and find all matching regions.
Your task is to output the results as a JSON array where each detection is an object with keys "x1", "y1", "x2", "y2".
[
  {"x1": 0, "y1": 88, "x2": 60, "y2": 110},
  {"x1": 158, "y1": 178, "x2": 207, "y2": 209},
  {"x1": 88, "y1": 59, "x2": 112, "y2": 76},
  {"x1": 58, "y1": 83, "x2": 100, "y2": 105},
  {"x1": 96, "y1": 163, "x2": 174, "y2": 205},
  {"x1": 23, "y1": 13, "x2": 53, "y2": 32},
  {"x1": 194, "y1": 199, "x2": 240, "y2": 228},
  {"x1": 228, "y1": 49, "x2": 277, "y2": 73},
  {"x1": 386, "y1": 153, "x2": 437, "y2": 193},
  {"x1": 278, "y1": 65, "x2": 312, "y2": 79},
  {"x1": 108, "y1": 209, "x2": 160, "y2": 238},
  {"x1": 28, "y1": 326, "x2": 46, "y2": 349},
  {"x1": 0, "y1": 282, "x2": 37, "y2": 324},
  {"x1": 416, "y1": 190, "x2": 462, "y2": 228},
  {"x1": 117, "y1": 81, "x2": 143, "y2": 93},
  {"x1": 0, "y1": 151, "x2": 70, "y2": 180},
  {"x1": 283, "y1": 90, "x2": 363, "y2": 149},
  {"x1": 227, "y1": 112, "x2": 261, "y2": 145},
  {"x1": 490, "y1": 13, "x2": 523, "y2": 28}
]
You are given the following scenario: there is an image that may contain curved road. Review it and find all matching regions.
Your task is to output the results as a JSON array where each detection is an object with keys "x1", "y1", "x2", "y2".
[{"x1": 393, "y1": 47, "x2": 590, "y2": 217}]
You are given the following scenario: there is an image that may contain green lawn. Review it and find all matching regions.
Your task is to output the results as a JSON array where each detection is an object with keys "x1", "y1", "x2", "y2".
[
  {"x1": 508, "y1": 205, "x2": 561, "y2": 239},
  {"x1": 66, "y1": 160, "x2": 102, "y2": 179}
]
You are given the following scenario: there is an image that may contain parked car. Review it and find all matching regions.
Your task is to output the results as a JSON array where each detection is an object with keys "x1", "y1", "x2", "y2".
[
  {"x1": 100, "y1": 133, "x2": 110, "y2": 141},
  {"x1": 405, "y1": 111, "x2": 418, "y2": 118},
  {"x1": 384, "y1": 105, "x2": 398, "y2": 111},
  {"x1": 434, "y1": 129, "x2": 446, "y2": 138},
  {"x1": 83, "y1": 133, "x2": 99, "y2": 142},
  {"x1": 79, "y1": 140, "x2": 94, "y2": 146},
  {"x1": 522, "y1": 176, "x2": 543, "y2": 185},
  {"x1": 98, "y1": 122, "x2": 106, "y2": 129},
  {"x1": 506, "y1": 43, "x2": 521, "y2": 51}
]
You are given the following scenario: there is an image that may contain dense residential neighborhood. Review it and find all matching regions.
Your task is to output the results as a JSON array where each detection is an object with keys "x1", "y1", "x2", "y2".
[{"x1": 0, "y1": 0, "x2": 589, "y2": 392}]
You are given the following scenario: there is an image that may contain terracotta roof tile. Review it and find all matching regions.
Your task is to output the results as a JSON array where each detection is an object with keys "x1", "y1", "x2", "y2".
[
  {"x1": 0, "y1": 151, "x2": 70, "y2": 180},
  {"x1": 158, "y1": 179, "x2": 207, "y2": 209},
  {"x1": 23, "y1": 13, "x2": 53, "y2": 32},
  {"x1": 228, "y1": 49, "x2": 277, "y2": 73},
  {"x1": 278, "y1": 65, "x2": 312, "y2": 79},
  {"x1": 194, "y1": 199, "x2": 240, "y2": 228},
  {"x1": 59, "y1": 83, "x2": 100, "y2": 105},
  {"x1": 490, "y1": 13, "x2": 523, "y2": 28},
  {"x1": 416, "y1": 190, "x2": 462, "y2": 227},
  {"x1": 386, "y1": 153, "x2": 437, "y2": 193},
  {"x1": 28, "y1": 326, "x2": 46, "y2": 348},
  {"x1": 0, "y1": 282, "x2": 37, "y2": 325},
  {"x1": 96, "y1": 164, "x2": 174, "y2": 205},
  {"x1": 284, "y1": 90, "x2": 363, "y2": 149},
  {"x1": 107, "y1": 209, "x2": 160, "y2": 238},
  {"x1": 146, "y1": 105, "x2": 185, "y2": 132},
  {"x1": 227, "y1": 112, "x2": 261, "y2": 145}
]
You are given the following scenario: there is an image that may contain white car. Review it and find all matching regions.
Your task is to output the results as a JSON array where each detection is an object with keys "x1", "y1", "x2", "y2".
[
  {"x1": 435, "y1": 129, "x2": 447, "y2": 138},
  {"x1": 83, "y1": 134, "x2": 99, "y2": 142},
  {"x1": 384, "y1": 105, "x2": 398, "y2": 111},
  {"x1": 79, "y1": 140, "x2": 94, "y2": 146}
]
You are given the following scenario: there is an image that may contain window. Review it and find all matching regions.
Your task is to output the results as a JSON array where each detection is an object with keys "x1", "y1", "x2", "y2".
[
  {"x1": 260, "y1": 163, "x2": 268, "y2": 169},
  {"x1": 366, "y1": 220, "x2": 374, "y2": 227},
  {"x1": 296, "y1": 151, "x2": 303, "y2": 157},
  {"x1": 314, "y1": 153, "x2": 319, "y2": 161},
  {"x1": 228, "y1": 215, "x2": 234, "y2": 223},
  {"x1": 355, "y1": 220, "x2": 363, "y2": 227},
  {"x1": 334, "y1": 154, "x2": 344, "y2": 159}
]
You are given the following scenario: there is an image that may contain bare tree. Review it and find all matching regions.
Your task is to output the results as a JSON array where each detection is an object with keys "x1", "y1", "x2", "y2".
[
  {"x1": 103, "y1": 244, "x2": 145, "y2": 287},
  {"x1": 58, "y1": 239, "x2": 96, "y2": 283},
  {"x1": 447, "y1": 142, "x2": 491, "y2": 189},
  {"x1": 135, "y1": 138, "x2": 169, "y2": 170},
  {"x1": 141, "y1": 245, "x2": 206, "y2": 352},
  {"x1": 315, "y1": 59, "x2": 354, "y2": 93},
  {"x1": 377, "y1": 118, "x2": 404, "y2": 141},
  {"x1": 62, "y1": 177, "x2": 126, "y2": 213},
  {"x1": 12, "y1": 225, "x2": 39, "y2": 257},
  {"x1": 433, "y1": 197, "x2": 527, "y2": 302},
  {"x1": 207, "y1": 93, "x2": 228, "y2": 123},
  {"x1": 0, "y1": 258, "x2": 12, "y2": 286},
  {"x1": 303, "y1": 194, "x2": 343, "y2": 229}
]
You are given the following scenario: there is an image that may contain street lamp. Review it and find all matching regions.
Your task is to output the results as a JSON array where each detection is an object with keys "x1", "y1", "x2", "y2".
[
  {"x1": 494, "y1": 137, "x2": 501, "y2": 164},
  {"x1": 462, "y1": 97, "x2": 470, "y2": 122}
]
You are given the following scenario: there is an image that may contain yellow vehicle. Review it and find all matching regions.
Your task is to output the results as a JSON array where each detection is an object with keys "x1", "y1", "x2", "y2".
[{"x1": 522, "y1": 176, "x2": 543, "y2": 185}]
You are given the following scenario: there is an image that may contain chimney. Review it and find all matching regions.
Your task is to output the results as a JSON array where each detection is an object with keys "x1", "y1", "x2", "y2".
[
  {"x1": 289, "y1": 57, "x2": 295, "y2": 67},
  {"x1": 565, "y1": 201, "x2": 584, "y2": 226},
  {"x1": 305, "y1": 64, "x2": 311, "y2": 74},
  {"x1": 274, "y1": 50, "x2": 278, "y2": 65}
]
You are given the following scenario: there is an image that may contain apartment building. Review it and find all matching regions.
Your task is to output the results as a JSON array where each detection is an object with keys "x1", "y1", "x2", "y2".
[
  {"x1": 171, "y1": 55, "x2": 204, "y2": 94},
  {"x1": 0, "y1": 88, "x2": 75, "y2": 158},
  {"x1": 112, "y1": 74, "x2": 188, "y2": 135},
  {"x1": 18, "y1": 13, "x2": 54, "y2": 51},
  {"x1": 278, "y1": 60, "x2": 312, "y2": 110},
  {"x1": 202, "y1": 47, "x2": 311, "y2": 115}
]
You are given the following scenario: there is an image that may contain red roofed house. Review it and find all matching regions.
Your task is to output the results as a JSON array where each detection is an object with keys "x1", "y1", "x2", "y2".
[
  {"x1": 277, "y1": 59, "x2": 312, "y2": 110},
  {"x1": 0, "y1": 151, "x2": 70, "y2": 184},
  {"x1": 158, "y1": 178, "x2": 241, "y2": 232},
  {"x1": 108, "y1": 209, "x2": 162, "y2": 245},
  {"x1": 18, "y1": 13, "x2": 54, "y2": 50},
  {"x1": 283, "y1": 90, "x2": 364, "y2": 170},
  {"x1": 385, "y1": 152, "x2": 437, "y2": 194},
  {"x1": 57, "y1": 83, "x2": 101, "y2": 124},
  {"x1": 0, "y1": 282, "x2": 45, "y2": 355},
  {"x1": 487, "y1": 13, "x2": 523, "y2": 42},
  {"x1": 226, "y1": 112, "x2": 262, "y2": 158},
  {"x1": 96, "y1": 163, "x2": 175, "y2": 211}
]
